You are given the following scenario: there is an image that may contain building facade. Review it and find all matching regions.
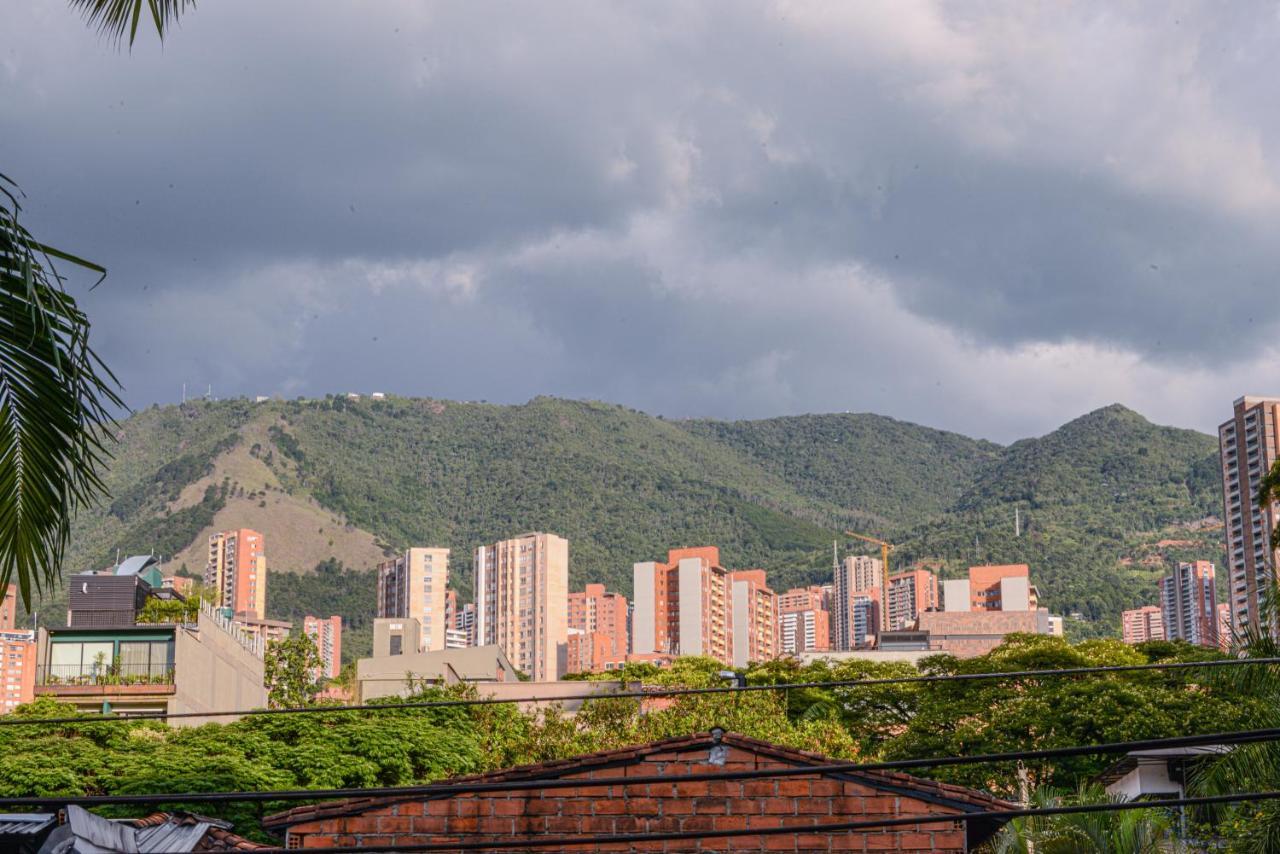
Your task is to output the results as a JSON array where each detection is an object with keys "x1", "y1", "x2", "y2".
[
  {"x1": 303, "y1": 615, "x2": 343, "y2": 680},
  {"x1": 729, "y1": 570, "x2": 777, "y2": 667},
  {"x1": 632, "y1": 547, "x2": 733, "y2": 665},
  {"x1": 265, "y1": 732, "x2": 1015, "y2": 852},
  {"x1": 377, "y1": 548, "x2": 450, "y2": 653},
  {"x1": 0, "y1": 628, "x2": 35, "y2": 713},
  {"x1": 1218, "y1": 602, "x2": 1233, "y2": 651},
  {"x1": 205, "y1": 528, "x2": 267, "y2": 619},
  {"x1": 1219, "y1": 396, "x2": 1280, "y2": 635},
  {"x1": 566, "y1": 583, "x2": 629, "y2": 673},
  {"x1": 968, "y1": 564, "x2": 1036, "y2": 611},
  {"x1": 777, "y1": 586, "x2": 830, "y2": 654},
  {"x1": 1160, "y1": 561, "x2": 1219, "y2": 648},
  {"x1": 887, "y1": 570, "x2": 939, "y2": 631},
  {"x1": 35, "y1": 599, "x2": 267, "y2": 724},
  {"x1": 1121, "y1": 606, "x2": 1165, "y2": 644},
  {"x1": 832, "y1": 555, "x2": 882, "y2": 650},
  {"x1": 475, "y1": 533, "x2": 569, "y2": 681}
]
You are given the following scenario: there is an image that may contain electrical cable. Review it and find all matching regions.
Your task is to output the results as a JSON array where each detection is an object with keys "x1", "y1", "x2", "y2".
[
  {"x1": 9, "y1": 653, "x2": 1274, "y2": 728},
  {"x1": 1, "y1": 724, "x2": 1275, "y2": 810}
]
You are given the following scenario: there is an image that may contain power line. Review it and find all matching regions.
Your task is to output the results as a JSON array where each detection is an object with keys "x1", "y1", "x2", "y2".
[
  {"x1": 7, "y1": 654, "x2": 1275, "y2": 728},
  {"x1": 2, "y1": 724, "x2": 1275, "y2": 810},
  {"x1": 142, "y1": 790, "x2": 1280, "y2": 853}
]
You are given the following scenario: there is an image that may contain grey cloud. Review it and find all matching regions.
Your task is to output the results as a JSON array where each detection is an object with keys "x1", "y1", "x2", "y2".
[{"x1": 5, "y1": 0, "x2": 1280, "y2": 440}]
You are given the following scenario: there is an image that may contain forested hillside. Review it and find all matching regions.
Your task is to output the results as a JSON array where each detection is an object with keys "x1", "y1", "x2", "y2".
[{"x1": 31, "y1": 396, "x2": 1224, "y2": 640}]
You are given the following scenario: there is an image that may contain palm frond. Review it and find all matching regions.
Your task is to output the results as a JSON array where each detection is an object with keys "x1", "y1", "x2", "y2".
[
  {"x1": 0, "y1": 175, "x2": 122, "y2": 608},
  {"x1": 68, "y1": 0, "x2": 196, "y2": 47}
]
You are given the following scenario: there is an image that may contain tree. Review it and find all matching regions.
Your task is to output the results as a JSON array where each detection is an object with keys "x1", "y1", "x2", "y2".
[
  {"x1": 984, "y1": 783, "x2": 1174, "y2": 853},
  {"x1": 1189, "y1": 582, "x2": 1280, "y2": 851},
  {"x1": 70, "y1": 0, "x2": 194, "y2": 47},
  {"x1": 1259, "y1": 458, "x2": 1280, "y2": 551},
  {"x1": 0, "y1": 0, "x2": 197, "y2": 609},
  {"x1": 263, "y1": 635, "x2": 323, "y2": 708},
  {"x1": 0, "y1": 177, "x2": 122, "y2": 607}
]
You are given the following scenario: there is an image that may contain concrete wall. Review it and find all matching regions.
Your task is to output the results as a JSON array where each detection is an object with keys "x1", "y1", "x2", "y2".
[
  {"x1": 731, "y1": 580, "x2": 750, "y2": 668},
  {"x1": 999, "y1": 577, "x2": 1031, "y2": 611},
  {"x1": 677, "y1": 558, "x2": 703, "y2": 656},
  {"x1": 942, "y1": 579, "x2": 969, "y2": 612},
  {"x1": 632, "y1": 563, "x2": 656, "y2": 655},
  {"x1": 171, "y1": 610, "x2": 266, "y2": 725},
  {"x1": 374, "y1": 617, "x2": 422, "y2": 657}
]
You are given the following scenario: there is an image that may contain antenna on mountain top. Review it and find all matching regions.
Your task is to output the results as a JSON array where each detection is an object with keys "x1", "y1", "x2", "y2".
[{"x1": 182, "y1": 383, "x2": 186, "y2": 404}]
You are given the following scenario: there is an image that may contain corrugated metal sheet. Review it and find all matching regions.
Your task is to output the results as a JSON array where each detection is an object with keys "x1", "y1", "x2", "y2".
[
  {"x1": 135, "y1": 820, "x2": 212, "y2": 852},
  {"x1": 0, "y1": 813, "x2": 55, "y2": 835}
]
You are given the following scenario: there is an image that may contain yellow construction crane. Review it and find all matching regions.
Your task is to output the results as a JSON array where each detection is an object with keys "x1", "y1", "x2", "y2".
[{"x1": 845, "y1": 531, "x2": 895, "y2": 632}]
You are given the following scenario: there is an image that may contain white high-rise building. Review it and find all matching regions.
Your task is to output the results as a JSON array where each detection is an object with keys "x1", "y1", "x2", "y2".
[
  {"x1": 1219, "y1": 397, "x2": 1280, "y2": 635},
  {"x1": 475, "y1": 533, "x2": 569, "y2": 681}
]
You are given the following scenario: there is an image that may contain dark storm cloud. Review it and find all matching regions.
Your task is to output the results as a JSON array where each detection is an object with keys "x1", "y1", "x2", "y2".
[{"x1": 4, "y1": 0, "x2": 1279, "y2": 440}]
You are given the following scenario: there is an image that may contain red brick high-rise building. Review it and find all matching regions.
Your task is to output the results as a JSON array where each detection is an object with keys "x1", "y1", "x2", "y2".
[
  {"x1": 632, "y1": 547, "x2": 733, "y2": 665},
  {"x1": 566, "y1": 583, "x2": 629, "y2": 673},
  {"x1": 887, "y1": 569, "x2": 938, "y2": 631},
  {"x1": 1160, "y1": 561, "x2": 1219, "y2": 648},
  {"x1": 205, "y1": 529, "x2": 267, "y2": 619},
  {"x1": 303, "y1": 615, "x2": 342, "y2": 681},
  {"x1": 777, "y1": 586, "x2": 830, "y2": 654},
  {"x1": 729, "y1": 570, "x2": 777, "y2": 667},
  {"x1": 0, "y1": 586, "x2": 33, "y2": 713}
]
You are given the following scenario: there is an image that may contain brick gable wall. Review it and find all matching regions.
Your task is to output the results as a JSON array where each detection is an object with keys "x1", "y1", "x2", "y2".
[{"x1": 282, "y1": 744, "x2": 972, "y2": 852}]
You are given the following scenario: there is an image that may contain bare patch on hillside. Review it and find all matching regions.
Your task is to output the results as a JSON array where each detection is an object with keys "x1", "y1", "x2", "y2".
[{"x1": 166, "y1": 420, "x2": 388, "y2": 578}]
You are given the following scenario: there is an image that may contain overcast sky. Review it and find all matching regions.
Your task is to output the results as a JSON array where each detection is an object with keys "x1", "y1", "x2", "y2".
[{"x1": 6, "y1": 1, "x2": 1280, "y2": 442}]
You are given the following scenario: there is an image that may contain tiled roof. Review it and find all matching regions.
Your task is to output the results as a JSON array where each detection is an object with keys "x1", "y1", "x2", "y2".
[
  {"x1": 264, "y1": 730, "x2": 1015, "y2": 828},
  {"x1": 129, "y1": 811, "x2": 270, "y2": 851}
]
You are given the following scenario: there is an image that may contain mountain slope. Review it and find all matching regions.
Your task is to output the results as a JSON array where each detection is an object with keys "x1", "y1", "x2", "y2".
[
  {"x1": 31, "y1": 397, "x2": 1225, "y2": 639},
  {"x1": 681, "y1": 413, "x2": 1001, "y2": 530},
  {"x1": 895, "y1": 404, "x2": 1221, "y2": 626}
]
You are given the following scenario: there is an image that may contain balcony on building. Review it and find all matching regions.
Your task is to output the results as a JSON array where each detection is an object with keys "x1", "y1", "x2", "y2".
[{"x1": 34, "y1": 555, "x2": 267, "y2": 723}]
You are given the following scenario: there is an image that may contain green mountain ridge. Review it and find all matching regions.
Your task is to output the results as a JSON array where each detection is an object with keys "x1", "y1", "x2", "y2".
[{"x1": 36, "y1": 396, "x2": 1223, "y2": 642}]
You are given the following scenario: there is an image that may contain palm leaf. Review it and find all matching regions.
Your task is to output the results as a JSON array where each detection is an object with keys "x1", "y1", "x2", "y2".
[
  {"x1": 0, "y1": 175, "x2": 122, "y2": 608},
  {"x1": 68, "y1": 0, "x2": 196, "y2": 47}
]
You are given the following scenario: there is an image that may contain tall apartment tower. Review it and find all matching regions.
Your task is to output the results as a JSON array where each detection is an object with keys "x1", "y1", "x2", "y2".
[
  {"x1": 1160, "y1": 561, "x2": 1219, "y2": 648},
  {"x1": 377, "y1": 548, "x2": 450, "y2": 653},
  {"x1": 302, "y1": 615, "x2": 342, "y2": 680},
  {"x1": 475, "y1": 533, "x2": 569, "y2": 681},
  {"x1": 730, "y1": 570, "x2": 777, "y2": 667},
  {"x1": 205, "y1": 529, "x2": 266, "y2": 619},
  {"x1": 832, "y1": 555, "x2": 882, "y2": 651},
  {"x1": 1219, "y1": 396, "x2": 1280, "y2": 635},
  {"x1": 0, "y1": 585, "x2": 34, "y2": 712},
  {"x1": 1121, "y1": 606, "x2": 1165, "y2": 644},
  {"x1": 567, "y1": 584, "x2": 630, "y2": 666},
  {"x1": 632, "y1": 547, "x2": 733, "y2": 665},
  {"x1": 886, "y1": 569, "x2": 938, "y2": 631}
]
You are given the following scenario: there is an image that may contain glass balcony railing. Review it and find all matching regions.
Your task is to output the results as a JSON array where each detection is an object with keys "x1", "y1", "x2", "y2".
[{"x1": 37, "y1": 664, "x2": 175, "y2": 687}]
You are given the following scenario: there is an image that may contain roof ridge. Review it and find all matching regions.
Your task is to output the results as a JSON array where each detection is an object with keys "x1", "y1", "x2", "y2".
[{"x1": 264, "y1": 731, "x2": 1013, "y2": 828}]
